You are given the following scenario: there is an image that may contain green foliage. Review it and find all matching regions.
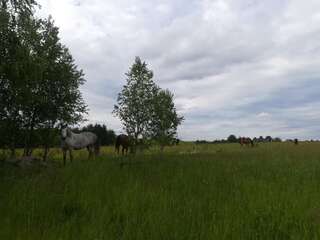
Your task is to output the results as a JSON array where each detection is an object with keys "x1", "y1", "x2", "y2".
[
  {"x1": 35, "y1": 16, "x2": 87, "y2": 127},
  {"x1": 113, "y1": 57, "x2": 183, "y2": 150},
  {"x1": 0, "y1": 0, "x2": 38, "y2": 14},
  {"x1": 151, "y1": 89, "x2": 184, "y2": 149},
  {"x1": 114, "y1": 57, "x2": 158, "y2": 142},
  {"x1": 0, "y1": 0, "x2": 38, "y2": 153},
  {"x1": 227, "y1": 134, "x2": 238, "y2": 143},
  {"x1": 0, "y1": 1, "x2": 87, "y2": 156},
  {"x1": 82, "y1": 124, "x2": 116, "y2": 146}
]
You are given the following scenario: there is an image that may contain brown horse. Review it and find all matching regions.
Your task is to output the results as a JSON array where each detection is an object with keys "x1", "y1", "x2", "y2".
[
  {"x1": 240, "y1": 137, "x2": 254, "y2": 147},
  {"x1": 115, "y1": 134, "x2": 130, "y2": 155}
]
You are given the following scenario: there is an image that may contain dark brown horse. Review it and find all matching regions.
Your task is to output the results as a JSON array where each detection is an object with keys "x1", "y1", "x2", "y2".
[
  {"x1": 240, "y1": 137, "x2": 254, "y2": 147},
  {"x1": 115, "y1": 134, "x2": 130, "y2": 155}
]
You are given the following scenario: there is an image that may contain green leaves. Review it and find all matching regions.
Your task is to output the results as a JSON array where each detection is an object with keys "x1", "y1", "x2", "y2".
[
  {"x1": 113, "y1": 57, "x2": 184, "y2": 149},
  {"x1": 114, "y1": 57, "x2": 157, "y2": 141},
  {"x1": 151, "y1": 89, "x2": 184, "y2": 149},
  {"x1": 0, "y1": 1, "x2": 87, "y2": 153}
]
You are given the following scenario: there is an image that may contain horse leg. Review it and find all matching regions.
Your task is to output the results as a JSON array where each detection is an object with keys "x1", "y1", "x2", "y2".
[
  {"x1": 89, "y1": 145, "x2": 94, "y2": 159},
  {"x1": 87, "y1": 146, "x2": 91, "y2": 159},
  {"x1": 117, "y1": 146, "x2": 120, "y2": 155},
  {"x1": 63, "y1": 149, "x2": 67, "y2": 166},
  {"x1": 115, "y1": 145, "x2": 118, "y2": 154},
  {"x1": 69, "y1": 150, "x2": 73, "y2": 163}
]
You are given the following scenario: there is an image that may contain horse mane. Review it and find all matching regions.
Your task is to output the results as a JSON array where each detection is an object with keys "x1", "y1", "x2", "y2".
[{"x1": 66, "y1": 128, "x2": 72, "y2": 137}]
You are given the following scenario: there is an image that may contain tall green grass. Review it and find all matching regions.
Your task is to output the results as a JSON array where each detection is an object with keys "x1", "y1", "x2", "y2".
[{"x1": 1, "y1": 142, "x2": 320, "y2": 239}]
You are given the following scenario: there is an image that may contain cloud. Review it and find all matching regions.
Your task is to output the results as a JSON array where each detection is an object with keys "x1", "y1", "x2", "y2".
[{"x1": 37, "y1": 0, "x2": 320, "y2": 140}]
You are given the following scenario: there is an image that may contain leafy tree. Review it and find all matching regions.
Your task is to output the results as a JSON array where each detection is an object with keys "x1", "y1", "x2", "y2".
[
  {"x1": 265, "y1": 136, "x2": 272, "y2": 142},
  {"x1": 0, "y1": 0, "x2": 38, "y2": 14},
  {"x1": 0, "y1": 1, "x2": 87, "y2": 160},
  {"x1": 227, "y1": 134, "x2": 238, "y2": 143},
  {"x1": 35, "y1": 17, "x2": 87, "y2": 160},
  {"x1": 151, "y1": 89, "x2": 183, "y2": 151},
  {"x1": 0, "y1": 0, "x2": 38, "y2": 157},
  {"x1": 23, "y1": 17, "x2": 87, "y2": 161},
  {"x1": 113, "y1": 57, "x2": 158, "y2": 149},
  {"x1": 113, "y1": 57, "x2": 183, "y2": 152},
  {"x1": 258, "y1": 136, "x2": 264, "y2": 142}
]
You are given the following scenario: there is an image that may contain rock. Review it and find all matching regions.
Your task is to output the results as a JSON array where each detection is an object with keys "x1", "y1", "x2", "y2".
[{"x1": 5, "y1": 156, "x2": 43, "y2": 168}]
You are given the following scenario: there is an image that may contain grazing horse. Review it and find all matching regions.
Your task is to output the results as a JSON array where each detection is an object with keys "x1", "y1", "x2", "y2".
[
  {"x1": 240, "y1": 137, "x2": 254, "y2": 147},
  {"x1": 115, "y1": 134, "x2": 130, "y2": 155},
  {"x1": 61, "y1": 128, "x2": 100, "y2": 165}
]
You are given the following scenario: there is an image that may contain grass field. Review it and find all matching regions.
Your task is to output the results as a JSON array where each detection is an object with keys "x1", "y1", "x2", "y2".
[{"x1": 1, "y1": 142, "x2": 320, "y2": 239}]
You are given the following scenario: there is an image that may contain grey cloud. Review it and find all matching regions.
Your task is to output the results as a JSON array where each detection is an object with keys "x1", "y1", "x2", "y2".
[{"x1": 37, "y1": 0, "x2": 320, "y2": 139}]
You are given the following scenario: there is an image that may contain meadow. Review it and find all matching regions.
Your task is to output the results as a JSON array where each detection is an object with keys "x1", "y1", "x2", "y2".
[{"x1": 1, "y1": 142, "x2": 320, "y2": 239}]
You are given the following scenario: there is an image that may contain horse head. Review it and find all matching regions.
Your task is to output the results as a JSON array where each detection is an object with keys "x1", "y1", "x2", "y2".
[
  {"x1": 61, "y1": 127, "x2": 72, "y2": 140},
  {"x1": 61, "y1": 128, "x2": 67, "y2": 140}
]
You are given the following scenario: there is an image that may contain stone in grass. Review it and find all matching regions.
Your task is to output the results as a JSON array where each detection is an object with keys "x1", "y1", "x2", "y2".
[{"x1": 5, "y1": 156, "x2": 47, "y2": 168}]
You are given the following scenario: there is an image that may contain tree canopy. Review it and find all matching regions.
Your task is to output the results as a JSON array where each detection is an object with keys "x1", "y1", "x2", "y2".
[
  {"x1": 0, "y1": 0, "x2": 87, "y2": 159},
  {"x1": 113, "y1": 57, "x2": 184, "y2": 151},
  {"x1": 81, "y1": 124, "x2": 116, "y2": 146}
]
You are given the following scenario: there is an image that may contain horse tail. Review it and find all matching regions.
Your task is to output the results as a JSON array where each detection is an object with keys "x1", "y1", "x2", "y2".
[{"x1": 240, "y1": 137, "x2": 243, "y2": 146}]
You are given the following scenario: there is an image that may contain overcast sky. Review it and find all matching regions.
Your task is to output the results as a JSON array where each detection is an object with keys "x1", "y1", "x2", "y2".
[{"x1": 37, "y1": 0, "x2": 320, "y2": 140}]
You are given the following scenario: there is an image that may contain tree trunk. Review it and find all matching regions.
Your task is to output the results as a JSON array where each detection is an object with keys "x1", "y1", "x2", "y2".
[
  {"x1": 42, "y1": 124, "x2": 55, "y2": 162},
  {"x1": 24, "y1": 111, "x2": 36, "y2": 157},
  {"x1": 9, "y1": 140, "x2": 16, "y2": 159},
  {"x1": 160, "y1": 145, "x2": 165, "y2": 152}
]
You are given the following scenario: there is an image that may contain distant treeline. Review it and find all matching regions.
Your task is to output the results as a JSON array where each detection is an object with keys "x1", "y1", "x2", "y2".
[{"x1": 195, "y1": 135, "x2": 284, "y2": 144}]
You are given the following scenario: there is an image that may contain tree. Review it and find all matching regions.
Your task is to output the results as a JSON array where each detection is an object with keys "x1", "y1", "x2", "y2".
[
  {"x1": 113, "y1": 57, "x2": 158, "y2": 149},
  {"x1": 227, "y1": 134, "x2": 238, "y2": 143},
  {"x1": 0, "y1": 1, "x2": 87, "y2": 160},
  {"x1": 273, "y1": 137, "x2": 282, "y2": 142},
  {"x1": 35, "y1": 17, "x2": 87, "y2": 161},
  {"x1": 113, "y1": 57, "x2": 183, "y2": 152},
  {"x1": 0, "y1": 0, "x2": 39, "y2": 157},
  {"x1": 82, "y1": 124, "x2": 116, "y2": 146},
  {"x1": 265, "y1": 136, "x2": 272, "y2": 142},
  {"x1": 0, "y1": 0, "x2": 38, "y2": 13},
  {"x1": 150, "y1": 89, "x2": 184, "y2": 151},
  {"x1": 28, "y1": 17, "x2": 88, "y2": 161}
]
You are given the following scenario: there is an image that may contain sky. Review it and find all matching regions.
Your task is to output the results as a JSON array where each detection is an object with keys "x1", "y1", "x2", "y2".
[{"x1": 37, "y1": 0, "x2": 320, "y2": 140}]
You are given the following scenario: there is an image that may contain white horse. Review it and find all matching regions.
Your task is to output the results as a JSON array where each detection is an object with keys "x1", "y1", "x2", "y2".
[{"x1": 61, "y1": 128, "x2": 100, "y2": 165}]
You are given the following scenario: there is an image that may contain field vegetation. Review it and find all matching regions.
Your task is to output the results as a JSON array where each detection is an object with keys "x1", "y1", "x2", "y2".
[{"x1": 1, "y1": 142, "x2": 320, "y2": 239}]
